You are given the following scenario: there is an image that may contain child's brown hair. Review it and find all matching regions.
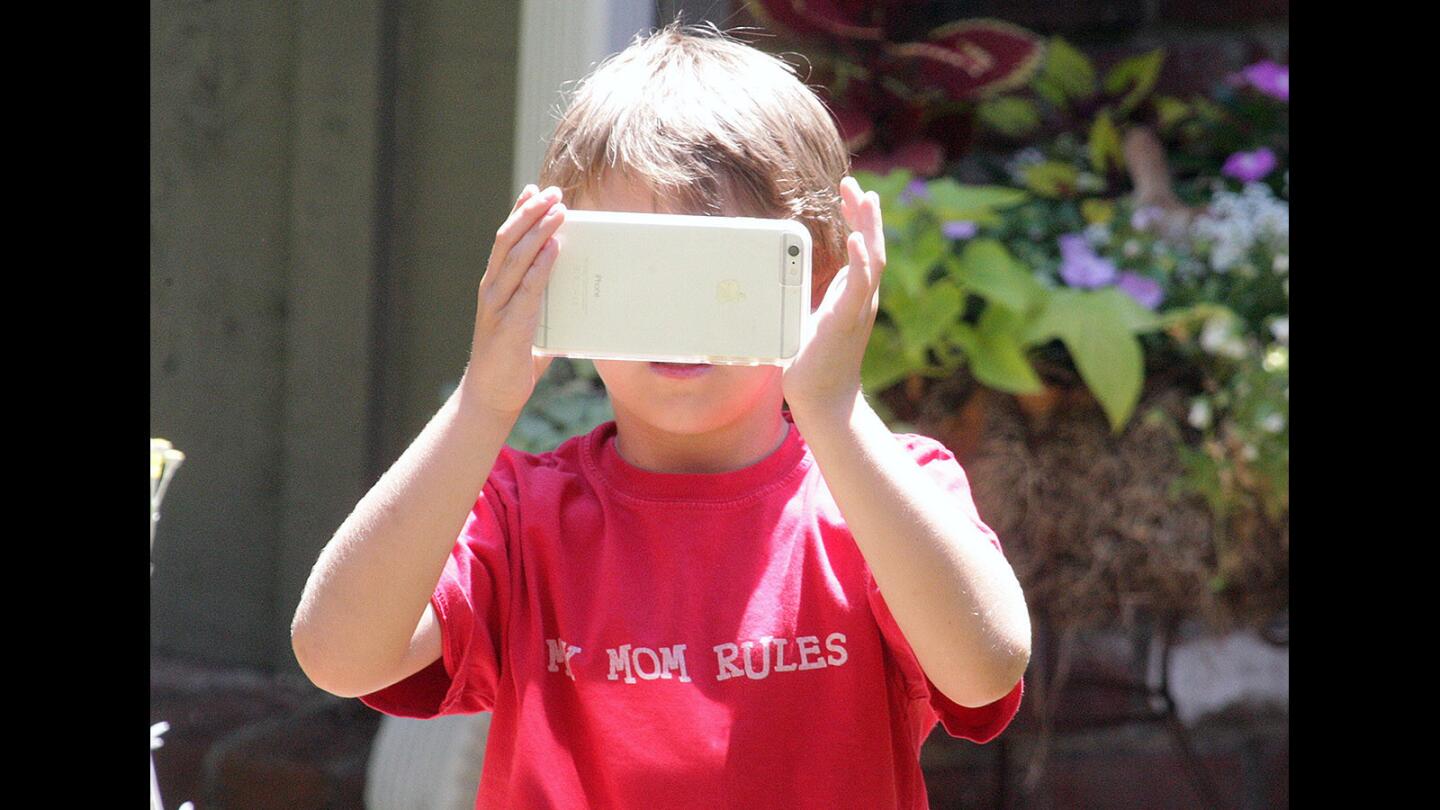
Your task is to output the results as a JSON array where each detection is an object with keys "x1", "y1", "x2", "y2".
[{"x1": 537, "y1": 20, "x2": 852, "y2": 305}]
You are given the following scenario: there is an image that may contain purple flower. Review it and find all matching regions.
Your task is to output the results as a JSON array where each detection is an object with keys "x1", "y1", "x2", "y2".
[
  {"x1": 1058, "y1": 233, "x2": 1091, "y2": 262},
  {"x1": 1117, "y1": 272, "x2": 1164, "y2": 310},
  {"x1": 1130, "y1": 205, "x2": 1165, "y2": 231},
  {"x1": 1057, "y1": 233, "x2": 1118, "y2": 289},
  {"x1": 899, "y1": 179, "x2": 930, "y2": 204},
  {"x1": 1241, "y1": 60, "x2": 1289, "y2": 102},
  {"x1": 942, "y1": 220, "x2": 978, "y2": 240},
  {"x1": 1222, "y1": 147, "x2": 1277, "y2": 183}
]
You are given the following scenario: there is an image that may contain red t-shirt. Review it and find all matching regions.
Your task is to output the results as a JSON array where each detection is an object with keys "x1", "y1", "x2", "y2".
[{"x1": 362, "y1": 411, "x2": 1022, "y2": 808}]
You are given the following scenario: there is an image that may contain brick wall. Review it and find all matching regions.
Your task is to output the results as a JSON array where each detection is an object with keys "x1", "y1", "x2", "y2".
[
  {"x1": 917, "y1": 618, "x2": 1289, "y2": 808},
  {"x1": 921, "y1": 714, "x2": 1288, "y2": 809},
  {"x1": 151, "y1": 657, "x2": 378, "y2": 810}
]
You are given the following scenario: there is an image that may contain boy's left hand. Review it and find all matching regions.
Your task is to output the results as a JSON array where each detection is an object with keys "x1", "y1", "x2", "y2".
[{"x1": 783, "y1": 176, "x2": 885, "y2": 419}]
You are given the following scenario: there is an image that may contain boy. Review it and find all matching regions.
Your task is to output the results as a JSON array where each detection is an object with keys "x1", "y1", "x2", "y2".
[{"x1": 292, "y1": 21, "x2": 1029, "y2": 809}]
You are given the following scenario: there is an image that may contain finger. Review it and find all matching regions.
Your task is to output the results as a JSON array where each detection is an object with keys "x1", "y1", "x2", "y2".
[
  {"x1": 847, "y1": 235, "x2": 880, "y2": 330},
  {"x1": 509, "y1": 200, "x2": 567, "y2": 284},
  {"x1": 506, "y1": 235, "x2": 562, "y2": 318},
  {"x1": 511, "y1": 184, "x2": 539, "y2": 214},
  {"x1": 502, "y1": 186, "x2": 561, "y2": 244},
  {"x1": 842, "y1": 232, "x2": 870, "y2": 321},
  {"x1": 839, "y1": 176, "x2": 863, "y2": 229},
  {"x1": 846, "y1": 226, "x2": 876, "y2": 295},
  {"x1": 486, "y1": 186, "x2": 563, "y2": 288},
  {"x1": 863, "y1": 190, "x2": 886, "y2": 269},
  {"x1": 486, "y1": 201, "x2": 566, "y2": 310},
  {"x1": 499, "y1": 237, "x2": 560, "y2": 346}
]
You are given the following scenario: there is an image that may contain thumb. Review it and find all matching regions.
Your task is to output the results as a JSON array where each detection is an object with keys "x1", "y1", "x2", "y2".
[
  {"x1": 817, "y1": 264, "x2": 851, "y2": 317},
  {"x1": 532, "y1": 352, "x2": 554, "y2": 382}
]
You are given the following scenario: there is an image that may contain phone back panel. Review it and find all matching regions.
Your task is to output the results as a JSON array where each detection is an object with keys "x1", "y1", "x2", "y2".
[{"x1": 534, "y1": 210, "x2": 811, "y2": 364}]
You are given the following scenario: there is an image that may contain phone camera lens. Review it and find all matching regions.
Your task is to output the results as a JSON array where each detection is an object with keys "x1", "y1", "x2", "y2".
[{"x1": 788, "y1": 245, "x2": 800, "y2": 257}]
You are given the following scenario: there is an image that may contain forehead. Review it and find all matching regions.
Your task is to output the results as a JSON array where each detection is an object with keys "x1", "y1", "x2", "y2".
[
  {"x1": 574, "y1": 173, "x2": 749, "y2": 217},
  {"x1": 574, "y1": 174, "x2": 666, "y2": 213}
]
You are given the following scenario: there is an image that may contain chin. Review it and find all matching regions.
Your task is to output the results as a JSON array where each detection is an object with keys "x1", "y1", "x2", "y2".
[
  {"x1": 594, "y1": 360, "x2": 782, "y2": 434},
  {"x1": 635, "y1": 407, "x2": 732, "y2": 435}
]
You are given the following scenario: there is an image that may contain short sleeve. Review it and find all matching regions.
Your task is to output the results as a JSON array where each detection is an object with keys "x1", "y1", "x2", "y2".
[
  {"x1": 865, "y1": 434, "x2": 1023, "y2": 743},
  {"x1": 359, "y1": 463, "x2": 517, "y2": 718}
]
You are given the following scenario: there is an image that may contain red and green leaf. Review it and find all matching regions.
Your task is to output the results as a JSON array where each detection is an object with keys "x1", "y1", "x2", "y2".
[
  {"x1": 744, "y1": 0, "x2": 883, "y2": 42},
  {"x1": 886, "y1": 19, "x2": 1045, "y2": 100}
]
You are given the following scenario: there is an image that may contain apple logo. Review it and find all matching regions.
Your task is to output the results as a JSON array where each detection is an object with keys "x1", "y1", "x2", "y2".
[{"x1": 716, "y1": 279, "x2": 746, "y2": 303}]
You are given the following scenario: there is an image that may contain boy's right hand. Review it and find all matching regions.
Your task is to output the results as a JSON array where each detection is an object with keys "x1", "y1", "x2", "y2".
[{"x1": 462, "y1": 183, "x2": 567, "y2": 416}]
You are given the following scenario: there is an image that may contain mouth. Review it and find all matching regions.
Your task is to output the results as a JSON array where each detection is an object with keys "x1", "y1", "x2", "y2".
[{"x1": 648, "y1": 361, "x2": 714, "y2": 379}]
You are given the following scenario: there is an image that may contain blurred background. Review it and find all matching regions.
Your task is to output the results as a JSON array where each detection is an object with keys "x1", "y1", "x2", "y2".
[{"x1": 151, "y1": 1, "x2": 1287, "y2": 807}]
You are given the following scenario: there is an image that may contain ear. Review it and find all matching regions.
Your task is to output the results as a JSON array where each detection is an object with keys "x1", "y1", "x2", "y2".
[{"x1": 810, "y1": 254, "x2": 844, "y2": 313}]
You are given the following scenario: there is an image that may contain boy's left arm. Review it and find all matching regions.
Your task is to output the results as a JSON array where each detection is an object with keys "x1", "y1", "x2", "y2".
[{"x1": 784, "y1": 177, "x2": 1031, "y2": 709}]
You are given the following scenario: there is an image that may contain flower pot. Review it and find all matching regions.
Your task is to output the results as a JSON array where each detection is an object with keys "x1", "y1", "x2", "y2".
[{"x1": 915, "y1": 371, "x2": 1287, "y2": 632}]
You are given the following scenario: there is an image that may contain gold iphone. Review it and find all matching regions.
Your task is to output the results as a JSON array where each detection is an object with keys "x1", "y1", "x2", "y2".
[{"x1": 533, "y1": 210, "x2": 811, "y2": 365}]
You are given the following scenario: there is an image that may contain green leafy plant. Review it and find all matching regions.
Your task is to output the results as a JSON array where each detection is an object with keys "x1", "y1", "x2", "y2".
[
  {"x1": 743, "y1": 1, "x2": 1046, "y2": 175},
  {"x1": 853, "y1": 41, "x2": 1288, "y2": 593},
  {"x1": 857, "y1": 167, "x2": 1164, "y2": 431},
  {"x1": 506, "y1": 358, "x2": 614, "y2": 453}
]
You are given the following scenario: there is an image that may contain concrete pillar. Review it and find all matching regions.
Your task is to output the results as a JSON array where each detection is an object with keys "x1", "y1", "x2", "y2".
[
  {"x1": 276, "y1": 0, "x2": 385, "y2": 670},
  {"x1": 371, "y1": 0, "x2": 522, "y2": 469},
  {"x1": 151, "y1": 0, "x2": 296, "y2": 667}
]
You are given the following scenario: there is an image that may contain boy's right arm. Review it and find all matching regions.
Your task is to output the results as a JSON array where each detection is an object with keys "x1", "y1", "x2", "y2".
[{"x1": 291, "y1": 184, "x2": 567, "y2": 699}]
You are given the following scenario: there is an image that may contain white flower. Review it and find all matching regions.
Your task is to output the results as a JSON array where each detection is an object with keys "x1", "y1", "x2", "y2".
[
  {"x1": 1006, "y1": 148, "x2": 1046, "y2": 184},
  {"x1": 1261, "y1": 412, "x2": 1285, "y2": 434},
  {"x1": 1188, "y1": 399, "x2": 1213, "y2": 430},
  {"x1": 1270, "y1": 317, "x2": 1289, "y2": 345},
  {"x1": 1200, "y1": 319, "x2": 1227, "y2": 353},
  {"x1": 1242, "y1": 444, "x2": 1259, "y2": 461},
  {"x1": 1189, "y1": 184, "x2": 1289, "y2": 276},
  {"x1": 1200, "y1": 315, "x2": 1245, "y2": 358},
  {"x1": 1273, "y1": 254, "x2": 1289, "y2": 274},
  {"x1": 1014, "y1": 147, "x2": 1044, "y2": 165},
  {"x1": 1085, "y1": 222, "x2": 1112, "y2": 246}
]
